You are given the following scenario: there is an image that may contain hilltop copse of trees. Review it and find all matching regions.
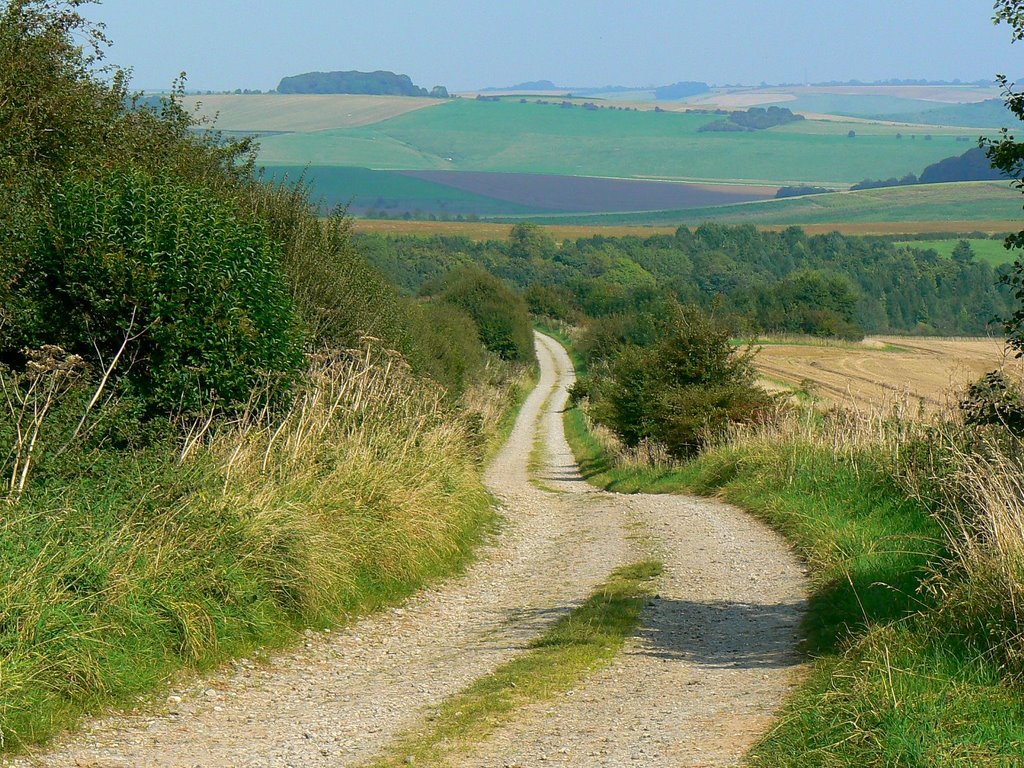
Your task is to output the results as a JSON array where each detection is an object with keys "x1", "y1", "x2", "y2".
[
  {"x1": 699, "y1": 105, "x2": 804, "y2": 132},
  {"x1": 277, "y1": 69, "x2": 449, "y2": 97},
  {"x1": 653, "y1": 81, "x2": 710, "y2": 100},
  {"x1": 774, "y1": 185, "x2": 833, "y2": 198}
]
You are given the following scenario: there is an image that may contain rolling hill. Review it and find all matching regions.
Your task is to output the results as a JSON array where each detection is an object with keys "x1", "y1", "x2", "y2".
[{"x1": 178, "y1": 92, "x2": 1017, "y2": 223}]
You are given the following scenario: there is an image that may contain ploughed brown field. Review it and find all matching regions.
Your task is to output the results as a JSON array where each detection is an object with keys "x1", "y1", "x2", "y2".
[
  {"x1": 755, "y1": 336, "x2": 1023, "y2": 412},
  {"x1": 395, "y1": 171, "x2": 778, "y2": 213}
]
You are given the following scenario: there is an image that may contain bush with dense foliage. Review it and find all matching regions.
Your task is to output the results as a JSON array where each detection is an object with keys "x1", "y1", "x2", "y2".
[
  {"x1": 432, "y1": 266, "x2": 536, "y2": 364},
  {"x1": 15, "y1": 168, "x2": 305, "y2": 412},
  {"x1": 0, "y1": 1, "x2": 305, "y2": 415},
  {"x1": 586, "y1": 308, "x2": 770, "y2": 458}
]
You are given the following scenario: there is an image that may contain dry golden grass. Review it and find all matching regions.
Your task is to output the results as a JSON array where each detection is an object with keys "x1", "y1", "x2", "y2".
[
  {"x1": 755, "y1": 335, "x2": 1023, "y2": 412},
  {"x1": 180, "y1": 94, "x2": 444, "y2": 133},
  {"x1": 0, "y1": 348, "x2": 503, "y2": 748},
  {"x1": 351, "y1": 219, "x2": 679, "y2": 241},
  {"x1": 351, "y1": 218, "x2": 1019, "y2": 241}
]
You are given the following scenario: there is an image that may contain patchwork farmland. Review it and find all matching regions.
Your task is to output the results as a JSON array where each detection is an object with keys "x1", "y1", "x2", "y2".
[{"x1": 183, "y1": 93, "x2": 1012, "y2": 222}]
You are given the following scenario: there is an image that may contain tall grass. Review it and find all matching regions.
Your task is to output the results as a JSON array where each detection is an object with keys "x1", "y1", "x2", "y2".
[
  {"x1": 565, "y1": 366, "x2": 1024, "y2": 764},
  {"x1": 0, "y1": 347, "x2": 509, "y2": 751},
  {"x1": 913, "y1": 424, "x2": 1024, "y2": 683}
]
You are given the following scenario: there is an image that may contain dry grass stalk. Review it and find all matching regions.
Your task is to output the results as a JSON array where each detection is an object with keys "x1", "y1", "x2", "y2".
[{"x1": 0, "y1": 347, "x2": 85, "y2": 499}]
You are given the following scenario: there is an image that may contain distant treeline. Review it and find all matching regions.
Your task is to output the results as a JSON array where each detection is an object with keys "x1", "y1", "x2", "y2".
[
  {"x1": 358, "y1": 223, "x2": 1013, "y2": 340},
  {"x1": 852, "y1": 146, "x2": 1007, "y2": 190},
  {"x1": 277, "y1": 70, "x2": 448, "y2": 98},
  {"x1": 699, "y1": 106, "x2": 804, "y2": 132},
  {"x1": 481, "y1": 80, "x2": 709, "y2": 98},
  {"x1": 482, "y1": 80, "x2": 559, "y2": 91}
]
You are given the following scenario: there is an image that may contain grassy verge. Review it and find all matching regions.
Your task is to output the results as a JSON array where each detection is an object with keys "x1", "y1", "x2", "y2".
[
  {"x1": 731, "y1": 334, "x2": 912, "y2": 353},
  {"x1": 0, "y1": 352, "x2": 530, "y2": 752},
  {"x1": 565, "y1": 409, "x2": 1024, "y2": 765},
  {"x1": 364, "y1": 560, "x2": 663, "y2": 768},
  {"x1": 562, "y1": 389, "x2": 1024, "y2": 763}
]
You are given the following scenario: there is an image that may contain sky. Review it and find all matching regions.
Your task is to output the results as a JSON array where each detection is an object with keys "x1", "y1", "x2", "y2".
[{"x1": 81, "y1": 1, "x2": 1023, "y2": 93}]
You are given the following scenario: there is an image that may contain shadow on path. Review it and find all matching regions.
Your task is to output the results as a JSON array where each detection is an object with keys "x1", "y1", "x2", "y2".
[
  {"x1": 634, "y1": 596, "x2": 804, "y2": 670},
  {"x1": 495, "y1": 597, "x2": 804, "y2": 671}
]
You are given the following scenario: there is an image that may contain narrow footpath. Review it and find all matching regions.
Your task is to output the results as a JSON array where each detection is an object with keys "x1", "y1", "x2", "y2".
[{"x1": 8, "y1": 333, "x2": 806, "y2": 768}]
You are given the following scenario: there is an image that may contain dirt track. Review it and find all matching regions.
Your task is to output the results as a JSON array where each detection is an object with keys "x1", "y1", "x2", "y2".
[{"x1": 7, "y1": 333, "x2": 806, "y2": 767}]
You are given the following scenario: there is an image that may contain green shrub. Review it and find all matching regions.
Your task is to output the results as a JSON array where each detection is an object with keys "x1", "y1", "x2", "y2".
[
  {"x1": 960, "y1": 370, "x2": 1024, "y2": 437},
  {"x1": 407, "y1": 301, "x2": 486, "y2": 395},
  {"x1": 435, "y1": 266, "x2": 536, "y2": 364},
  {"x1": 11, "y1": 168, "x2": 305, "y2": 413},
  {"x1": 590, "y1": 307, "x2": 770, "y2": 458},
  {"x1": 255, "y1": 190, "x2": 411, "y2": 350}
]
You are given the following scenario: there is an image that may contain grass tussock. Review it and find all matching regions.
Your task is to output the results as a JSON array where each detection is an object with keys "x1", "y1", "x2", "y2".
[
  {"x1": 0, "y1": 348, "x2": 517, "y2": 752},
  {"x1": 564, "y1": 370, "x2": 1024, "y2": 765}
]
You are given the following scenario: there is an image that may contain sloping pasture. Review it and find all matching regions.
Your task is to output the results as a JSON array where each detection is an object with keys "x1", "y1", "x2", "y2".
[{"x1": 181, "y1": 94, "x2": 444, "y2": 132}]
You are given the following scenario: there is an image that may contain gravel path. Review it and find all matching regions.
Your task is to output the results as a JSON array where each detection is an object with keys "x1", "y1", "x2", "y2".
[
  {"x1": 6, "y1": 333, "x2": 806, "y2": 768},
  {"x1": 463, "y1": 334, "x2": 807, "y2": 768}
]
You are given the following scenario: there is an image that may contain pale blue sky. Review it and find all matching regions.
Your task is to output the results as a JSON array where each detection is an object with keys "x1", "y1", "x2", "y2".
[{"x1": 82, "y1": 1, "x2": 1021, "y2": 92}]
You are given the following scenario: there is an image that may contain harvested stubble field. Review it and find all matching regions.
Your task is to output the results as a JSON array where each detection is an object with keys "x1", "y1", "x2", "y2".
[
  {"x1": 180, "y1": 94, "x2": 444, "y2": 132},
  {"x1": 754, "y1": 336, "x2": 1023, "y2": 411},
  {"x1": 350, "y1": 218, "x2": 1019, "y2": 242}
]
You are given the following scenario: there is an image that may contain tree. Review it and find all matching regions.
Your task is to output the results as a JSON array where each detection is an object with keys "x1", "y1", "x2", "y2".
[
  {"x1": 953, "y1": 240, "x2": 976, "y2": 264},
  {"x1": 983, "y1": 2, "x2": 1024, "y2": 354},
  {"x1": 589, "y1": 308, "x2": 770, "y2": 458},
  {"x1": 436, "y1": 266, "x2": 535, "y2": 363}
]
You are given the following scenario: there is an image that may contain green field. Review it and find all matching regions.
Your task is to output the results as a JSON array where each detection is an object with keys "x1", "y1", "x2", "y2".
[
  {"x1": 520, "y1": 181, "x2": 1022, "y2": 226},
  {"x1": 895, "y1": 237, "x2": 1018, "y2": 265},
  {"x1": 185, "y1": 94, "x2": 1016, "y2": 222},
  {"x1": 254, "y1": 99, "x2": 985, "y2": 186},
  {"x1": 760, "y1": 92, "x2": 967, "y2": 117},
  {"x1": 755, "y1": 94, "x2": 1011, "y2": 127},
  {"x1": 262, "y1": 165, "x2": 547, "y2": 216}
]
